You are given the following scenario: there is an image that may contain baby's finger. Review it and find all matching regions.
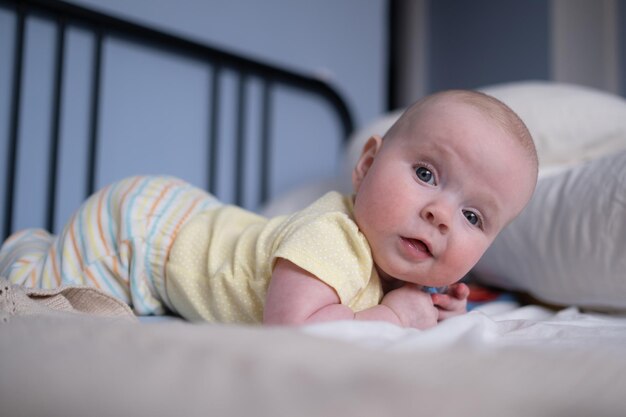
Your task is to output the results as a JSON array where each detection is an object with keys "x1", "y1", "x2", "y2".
[
  {"x1": 448, "y1": 282, "x2": 470, "y2": 300},
  {"x1": 432, "y1": 293, "x2": 459, "y2": 310},
  {"x1": 432, "y1": 293, "x2": 467, "y2": 315},
  {"x1": 435, "y1": 296, "x2": 466, "y2": 320}
]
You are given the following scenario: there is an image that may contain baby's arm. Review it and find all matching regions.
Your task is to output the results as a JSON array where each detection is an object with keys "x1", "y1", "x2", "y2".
[{"x1": 264, "y1": 258, "x2": 438, "y2": 329}]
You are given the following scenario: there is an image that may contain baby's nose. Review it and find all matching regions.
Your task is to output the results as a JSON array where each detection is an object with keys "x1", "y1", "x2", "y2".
[{"x1": 422, "y1": 202, "x2": 452, "y2": 234}]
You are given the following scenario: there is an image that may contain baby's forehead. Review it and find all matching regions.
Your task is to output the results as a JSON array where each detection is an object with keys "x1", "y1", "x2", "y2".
[
  {"x1": 391, "y1": 96, "x2": 481, "y2": 134},
  {"x1": 389, "y1": 99, "x2": 495, "y2": 146},
  {"x1": 396, "y1": 96, "x2": 536, "y2": 170}
]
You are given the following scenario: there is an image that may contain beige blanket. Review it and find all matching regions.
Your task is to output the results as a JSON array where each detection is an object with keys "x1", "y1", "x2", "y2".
[
  {"x1": 0, "y1": 277, "x2": 135, "y2": 322},
  {"x1": 1, "y1": 284, "x2": 626, "y2": 417}
]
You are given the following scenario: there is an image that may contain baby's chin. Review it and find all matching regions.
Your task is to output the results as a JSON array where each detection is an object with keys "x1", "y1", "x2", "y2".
[{"x1": 375, "y1": 264, "x2": 459, "y2": 288}]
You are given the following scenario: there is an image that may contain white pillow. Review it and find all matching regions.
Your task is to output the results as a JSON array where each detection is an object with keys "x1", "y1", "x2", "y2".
[{"x1": 473, "y1": 149, "x2": 626, "y2": 311}]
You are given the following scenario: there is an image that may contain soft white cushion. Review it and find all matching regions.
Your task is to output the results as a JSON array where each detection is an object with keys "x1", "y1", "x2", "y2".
[
  {"x1": 474, "y1": 150, "x2": 626, "y2": 311},
  {"x1": 474, "y1": 82, "x2": 626, "y2": 310}
]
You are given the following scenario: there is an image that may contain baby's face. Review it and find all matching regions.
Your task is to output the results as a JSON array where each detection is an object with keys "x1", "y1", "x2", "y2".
[{"x1": 352, "y1": 100, "x2": 536, "y2": 287}]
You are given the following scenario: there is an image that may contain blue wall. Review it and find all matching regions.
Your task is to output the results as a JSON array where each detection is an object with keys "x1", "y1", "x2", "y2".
[{"x1": 429, "y1": 0, "x2": 550, "y2": 92}]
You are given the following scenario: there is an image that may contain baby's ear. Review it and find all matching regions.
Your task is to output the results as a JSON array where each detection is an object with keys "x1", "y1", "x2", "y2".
[{"x1": 352, "y1": 135, "x2": 383, "y2": 191}]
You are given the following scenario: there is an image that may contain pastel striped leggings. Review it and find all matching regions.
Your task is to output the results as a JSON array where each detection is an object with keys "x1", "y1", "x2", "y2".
[{"x1": 0, "y1": 176, "x2": 220, "y2": 315}]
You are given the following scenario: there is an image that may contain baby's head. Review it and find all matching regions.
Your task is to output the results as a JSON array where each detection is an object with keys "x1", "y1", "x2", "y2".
[{"x1": 351, "y1": 90, "x2": 538, "y2": 287}]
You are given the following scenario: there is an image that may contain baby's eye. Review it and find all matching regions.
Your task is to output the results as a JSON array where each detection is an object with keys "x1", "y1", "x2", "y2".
[
  {"x1": 415, "y1": 166, "x2": 435, "y2": 185},
  {"x1": 463, "y1": 210, "x2": 481, "y2": 227}
]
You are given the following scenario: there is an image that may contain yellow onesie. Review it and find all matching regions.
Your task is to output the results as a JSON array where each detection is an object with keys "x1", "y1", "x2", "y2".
[{"x1": 165, "y1": 191, "x2": 383, "y2": 323}]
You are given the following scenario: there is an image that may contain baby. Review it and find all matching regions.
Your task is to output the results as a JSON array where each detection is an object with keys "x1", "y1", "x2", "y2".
[{"x1": 0, "y1": 89, "x2": 537, "y2": 329}]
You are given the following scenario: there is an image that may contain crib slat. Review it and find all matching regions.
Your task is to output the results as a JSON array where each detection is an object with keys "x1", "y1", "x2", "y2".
[
  {"x1": 208, "y1": 65, "x2": 221, "y2": 195},
  {"x1": 86, "y1": 29, "x2": 103, "y2": 197},
  {"x1": 46, "y1": 18, "x2": 66, "y2": 233},
  {"x1": 260, "y1": 80, "x2": 273, "y2": 204},
  {"x1": 3, "y1": 5, "x2": 25, "y2": 240},
  {"x1": 235, "y1": 73, "x2": 247, "y2": 207}
]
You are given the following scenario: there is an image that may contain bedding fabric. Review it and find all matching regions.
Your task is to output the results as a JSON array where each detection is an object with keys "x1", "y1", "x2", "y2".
[{"x1": 2, "y1": 296, "x2": 626, "y2": 417}]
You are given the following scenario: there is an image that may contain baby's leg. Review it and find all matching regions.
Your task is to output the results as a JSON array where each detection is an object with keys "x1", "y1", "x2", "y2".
[
  {"x1": 0, "y1": 176, "x2": 220, "y2": 315},
  {"x1": 0, "y1": 228, "x2": 57, "y2": 288}
]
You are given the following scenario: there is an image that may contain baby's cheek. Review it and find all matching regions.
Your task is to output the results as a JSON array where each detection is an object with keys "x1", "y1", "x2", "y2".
[{"x1": 443, "y1": 246, "x2": 483, "y2": 282}]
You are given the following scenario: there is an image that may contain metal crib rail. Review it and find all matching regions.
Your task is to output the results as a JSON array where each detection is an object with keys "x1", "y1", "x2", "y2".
[{"x1": 0, "y1": 0, "x2": 354, "y2": 240}]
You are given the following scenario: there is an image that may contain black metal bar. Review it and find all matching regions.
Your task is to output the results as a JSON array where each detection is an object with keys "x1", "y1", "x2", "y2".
[
  {"x1": 234, "y1": 73, "x2": 247, "y2": 207},
  {"x1": 86, "y1": 29, "x2": 103, "y2": 197},
  {"x1": 387, "y1": 0, "x2": 399, "y2": 111},
  {"x1": 3, "y1": 4, "x2": 25, "y2": 240},
  {"x1": 208, "y1": 65, "x2": 221, "y2": 195},
  {"x1": 46, "y1": 17, "x2": 65, "y2": 232},
  {"x1": 259, "y1": 80, "x2": 272, "y2": 204}
]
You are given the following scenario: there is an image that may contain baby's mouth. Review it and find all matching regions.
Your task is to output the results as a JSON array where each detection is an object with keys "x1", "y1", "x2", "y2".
[{"x1": 402, "y1": 237, "x2": 433, "y2": 257}]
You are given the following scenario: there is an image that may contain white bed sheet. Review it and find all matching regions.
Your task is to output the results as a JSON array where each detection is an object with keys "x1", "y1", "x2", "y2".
[{"x1": 303, "y1": 301, "x2": 626, "y2": 352}]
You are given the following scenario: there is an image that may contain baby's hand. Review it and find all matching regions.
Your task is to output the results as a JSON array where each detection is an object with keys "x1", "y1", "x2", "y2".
[
  {"x1": 380, "y1": 284, "x2": 438, "y2": 329},
  {"x1": 431, "y1": 282, "x2": 470, "y2": 321}
]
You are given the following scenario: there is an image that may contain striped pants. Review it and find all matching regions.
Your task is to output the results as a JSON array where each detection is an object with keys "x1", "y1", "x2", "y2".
[{"x1": 0, "y1": 176, "x2": 220, "y2": 315}]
